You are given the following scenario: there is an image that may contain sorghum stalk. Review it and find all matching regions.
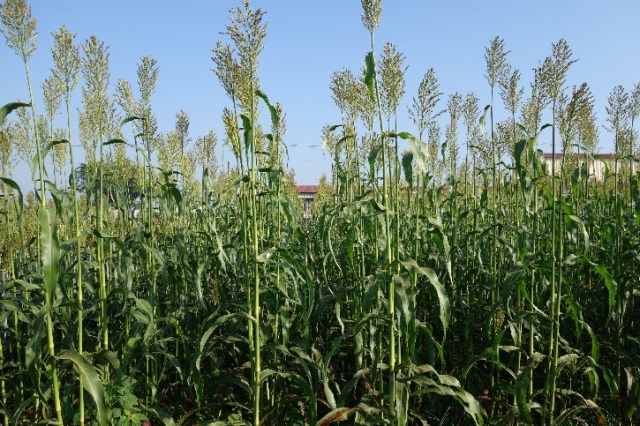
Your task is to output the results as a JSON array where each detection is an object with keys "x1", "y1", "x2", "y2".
[
  {"x1": 361, "y1": 0, "x2": 397, "y2": 418},
  {"x1": 0, "y1": 1, "x2": 64, "y2": 422},
  {"x1": 52, "y1": 24, "x2": 83, "y2": 423}
]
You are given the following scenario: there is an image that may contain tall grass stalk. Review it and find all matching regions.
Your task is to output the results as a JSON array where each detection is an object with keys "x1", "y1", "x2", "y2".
[
  {"x1": 51, "y1": 24, "x2": 82, "y2": 425},
  {"x1": 360, "y1": 0, "x2": 400, "y2": 419},
  {"x1": 0, "y1": 1, "x2": 64, "y2": 423}
]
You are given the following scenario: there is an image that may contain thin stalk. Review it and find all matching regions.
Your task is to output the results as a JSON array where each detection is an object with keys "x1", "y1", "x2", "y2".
[
  {"x1": 248, "y1": 74, "x2": 262, "y2": 426},
  {"x1": 97, "y1": 124, "x2": 108, "y2": 352},
  {"x1": 65, "y1": 88, "x2": 85, "y2": 425},
  {"x1": 545, "y1": 98, "x2": 559, "y2": 424},
  {"x1": 25, "y1": 60, "x2": 64, "y2": 426},
  {"x1": 369, "y1": 29, "x2": 397, "y2": 421}
]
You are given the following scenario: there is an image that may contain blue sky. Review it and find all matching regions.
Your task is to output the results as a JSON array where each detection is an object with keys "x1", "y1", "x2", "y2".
[{"x1": 2, "y1": 1, "x2": 640, "y2": 189}]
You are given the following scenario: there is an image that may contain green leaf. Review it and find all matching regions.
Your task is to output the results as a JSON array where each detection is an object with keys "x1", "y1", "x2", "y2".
[
  {"x1": 478, "y1": 105, "x2": 490, "y2": 133},
  {"x1": 25, "y1": 313, "x2": 45, "y2": 372},
  {"x1": 363, "y1": 51, "x2": 375, "y2": 102},
  {"x1": 38, "y1": 206, "x2": 60, "y2": 307},
  {"x1": 120, "y1": 116, "x2": 146, "y2": 129},
  {"x1": 57, "y1": 350, "x2": 109, "y2": 426},
  {"x1": 401, "y1": 259, "x2": 450, "y2": 338},
  {"x1": 42, "y1": 139, "x2": 69, "y2": 163},
  {"x1": 591, "y1": 262, "x2": 617, "y2": 318},
  {"x1": 134, "y1": 297, "x2": 154, "y2": 319},
  {"x1": 256, "y1": 90, "x2": 280, "y2": 130},
  {"x1": 240, "y1": 114, "x2": 252, "y2": 151},
  {"x1": 0, "y1": 102, "x2": 30, "y2": 126},
  {"x1": 514, "y1": 138, "x2": 527, "y2": 176},
  {"x1": 8, "y1": 396, "x2": 35, "y2": 426},
  {"x1": 401, "y1": 150, "x2": 414, "y2": 188},
  {"x1": 363, "y1": 272, "x2": 384, "y2": 313},
  {"x1": 514, "y1": 352, "x2": 544, "y2": 424},
  {"x1": 567, "y1": 214, "x2": 589, "y2": 256},
  {"x1": 367, "y1": 144, "x2": 381, "y2": 180},
  {"x1": 406, "y1": 134, "x2": 429, "y2": 176},
  {"x1": 0, "y1": 177, "x2": 23, "y2": 217},
  {"x1": 556, "y1": 353, "x2": 580, "y2": 375},
  {"x1": 132, "y1": 404, "x2": 176, "y2": 426},
  {"x1": 393, "y1": 273, "x2": 414, "y2": 337},
  {"x1": 103, "y1": 138, "x2": 127, "y2": 146}
]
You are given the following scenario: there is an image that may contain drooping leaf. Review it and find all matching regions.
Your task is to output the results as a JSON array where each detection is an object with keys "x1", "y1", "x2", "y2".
[
  {"x1": 42, "y1": 139, "x2": 69, "y2": 163},
  {"x1": 591, "y1": 262, "x2": 617, "y2": 318},
  {"x1": 367, "y1": 143, "x2": 381, "y2": 181},
  {"x1": 120, "y1": 115, "x2": 146, "y2": 129},
  {"x1": 514, "y1": 352, "x2": 544, "y2": 424},
  {"x1": 256, "y1": 89, "x2": 279, "y2": 130},
  {"x1": 401, "y1": 259, "x2": 450, "y2": 337},
  {"x1": 240, "y1": 114, "x2": 253, "y2": 151},
  {"x1": 0, "y1": 177, "x2": 23, "y2": 217},
  {"x1": 57, "y1": 350, "x2": 109, "y2": 425},
  {"x1": 0, "y1": 101, "x2": 30, "y2": 126}
]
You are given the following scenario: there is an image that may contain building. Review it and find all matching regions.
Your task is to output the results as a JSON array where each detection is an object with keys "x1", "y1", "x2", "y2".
[
  {"x1": 296, "y1": 185, "x2": 318, "y2": 218},
  {"x1": 542, "y1": 153, "x2": 637, "y2": 181}
]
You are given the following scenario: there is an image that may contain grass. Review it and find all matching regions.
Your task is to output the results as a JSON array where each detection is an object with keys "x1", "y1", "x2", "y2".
[{"x1": 1, "y1": 0, "x2": 640, "y2": 425}]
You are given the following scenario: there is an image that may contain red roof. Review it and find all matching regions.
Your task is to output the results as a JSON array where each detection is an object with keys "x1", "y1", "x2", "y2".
[
  {"x1": 296, "y1": 185, "x2": 318, "y2": 193},
  {"x1": 543, "y1": 152, "x2": 613, "y2": 159}
]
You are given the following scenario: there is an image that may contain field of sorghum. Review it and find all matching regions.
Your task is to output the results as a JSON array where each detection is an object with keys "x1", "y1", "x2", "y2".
[{"x1": 1, "y1": 0, "x2": 639, "y2": 424}]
